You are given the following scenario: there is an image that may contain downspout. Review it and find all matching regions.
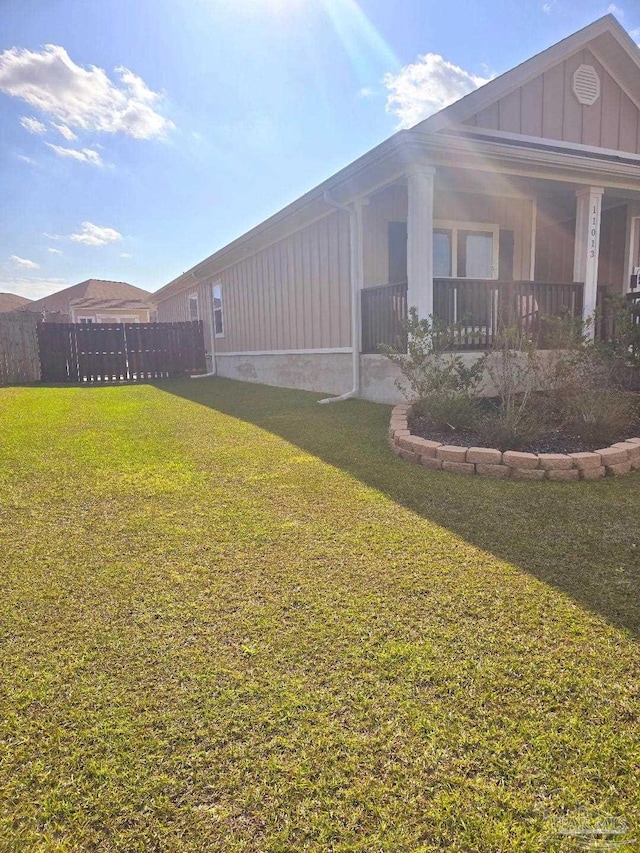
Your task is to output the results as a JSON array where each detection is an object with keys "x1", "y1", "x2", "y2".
[
  {"x1": 191, "y1": 275, "x2": 218, "y2": 378},
  {"x1": 318, "y1": 192, "x2": 362, "y2": 404}
]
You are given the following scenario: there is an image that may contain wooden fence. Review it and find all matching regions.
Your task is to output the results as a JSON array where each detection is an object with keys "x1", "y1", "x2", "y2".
[
  {"x1": 0, "y1": 314, "x2": 41, "y2": 383},
  {"x1": 37, "y1": 321, "x2": 206, "y2": 383}
]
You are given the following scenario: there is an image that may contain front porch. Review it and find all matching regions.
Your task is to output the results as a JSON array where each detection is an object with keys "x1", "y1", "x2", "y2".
[{"x1": 357, "y1": 163, "x2": 640, "y2": 353}]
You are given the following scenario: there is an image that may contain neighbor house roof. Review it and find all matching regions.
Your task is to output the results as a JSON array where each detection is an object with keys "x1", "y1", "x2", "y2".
[
  {"x1": 0, "y1": 293, "x2": 32, "y2": 313},
  {"x1": 154, "y1": 14, "x2": 640, "y2": 303},
  {"x1": 18, "y1": 279, "x2": 154, "y2": 315},
  {"x1": 70, "y1": 297, "x2": 152, "y2": 311}
]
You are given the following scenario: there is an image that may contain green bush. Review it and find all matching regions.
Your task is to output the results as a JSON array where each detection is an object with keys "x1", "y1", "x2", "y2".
[
  {"x1": 565, "y1": 390, "x2": 637, "y2": 447},
  {"x1": 413, "y1": 394, "x2": 482, "y2": 431},
  {"x1": 385, "y1": 305, "x2": 639, "y2": 450},
  {"x1": 597, "y1": 294, "x2": 640, "y2": 369},
  {"x1": 477, "y1": 408, "x2": 544, "y2": 451},
  {"x1": 381, "y1": 308, "x2": 486, "y2": 403}
]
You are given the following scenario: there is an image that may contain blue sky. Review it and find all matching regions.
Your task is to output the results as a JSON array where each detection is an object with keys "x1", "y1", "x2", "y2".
[{"x1": 1, "y1": 0, "x2": 638, "y2": 299}]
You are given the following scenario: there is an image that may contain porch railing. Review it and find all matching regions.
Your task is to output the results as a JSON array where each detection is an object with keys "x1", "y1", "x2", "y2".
[
  {"x1": 361, "y1": 281, "x2": 408, "y2": 354},
  {"x1": 360, "y1": 279, "x2": 585, "y2": 353}
]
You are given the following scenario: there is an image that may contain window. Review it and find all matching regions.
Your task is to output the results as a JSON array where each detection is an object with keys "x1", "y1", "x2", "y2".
[
  {"x1": 79, "y1": 318, "x2": 93, "y2": 324},
  {"x1": 188, "y1": 293, "x2": 199, "y2": 321},
  {"x1": 434, "y1": 230, "x2": 453, "y2": 277},
  {"x1": 212, "y1": 283, "x2": 224, "y2": 336},
  {"x1": 433, "y1": 221, "x2": 499, "y2": 280}
]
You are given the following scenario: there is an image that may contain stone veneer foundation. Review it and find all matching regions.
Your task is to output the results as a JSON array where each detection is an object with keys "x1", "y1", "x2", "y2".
[{"x1": 389, "y1": 404, "x2": 640, "y2": 481}]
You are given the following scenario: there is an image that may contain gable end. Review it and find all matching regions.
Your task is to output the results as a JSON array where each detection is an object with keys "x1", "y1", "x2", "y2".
[{"x1": 461, "y1": 48, "x2": 640, "y2": 155}]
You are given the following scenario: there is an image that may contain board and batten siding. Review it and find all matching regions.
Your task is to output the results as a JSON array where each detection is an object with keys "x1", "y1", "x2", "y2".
[
  {"x1": 363, "y1": 184, "x2": 535, "y2": 286},
  {"x1": 464, "y1": 49, "x2": 640, "y2": 155},
  {"x1": 157, "y1": 210, "x2": 352, "y2": 353},
  {"x1": 534, "y1": 201, "x2": 628, "y2": 289}
]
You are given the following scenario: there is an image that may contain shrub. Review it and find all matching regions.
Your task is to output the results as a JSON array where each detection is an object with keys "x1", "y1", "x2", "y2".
[
  {"x1": 597, "y1": 295, "x2": 640, "y2": 367},
  {"x1": 478, "y1": 408, "x2": 544, "y2": 451},
  {"x1": 382, "y1": 308, "x2": 486, "y2": 402},
  {"x1": 414, "y1": 393, "x2": 481, "y2": 431},
  {"x1": 565, "y1": 390, "x2": 637, "y2": 447},
  {"x1": 485, "y1": 325, "x2": 540, "y2": 439}
]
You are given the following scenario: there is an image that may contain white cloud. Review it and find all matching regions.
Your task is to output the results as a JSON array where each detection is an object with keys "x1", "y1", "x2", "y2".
[
  {"x1": 0, "y1": 44, "x2": 174, "y2": 139},
  {"x1": 0, "y1": 275, "x2": 67, "y2": 300},
  {"x1": 607, "y1": 3, "x2": 623, "y2": 14},
  {"x1": 20, "y1": 115, "x2": 46, "y2": 134},
  {"x1": 542, "y1": 0, "x2": 556, "y2": 12},
  {"x1": 46, "y1": 143, "x2": 103, "y2": 166},
  {"x1": 70, "y1": 222, "x2": 122, "y2": 246},
  {"x1": 358, "y1": 86, "x2": 376, "y2": 99},
  {"x1": 52, "y1": 122, "x2": 77, "y2": 141},
  {"x1": 47, "y1": 247, "x2": 63, "y2": 255},
  {"x1": 10, "y1": 255, "x2": 39, "y2": 269},
  {"x1": 120, "y1": 252, "x2": 133, "y2": 258},
  {"x1": 384, "y1": 53, "x2": 492, "y2": 129},
  {"x1": 17, "y1": 153, "x2": 36, "y2": 164}
]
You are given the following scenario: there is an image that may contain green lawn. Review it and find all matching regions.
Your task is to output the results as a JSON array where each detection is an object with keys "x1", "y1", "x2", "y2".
[{"x1": 1, "y1": 378, "x2": 640, "y2": 852}]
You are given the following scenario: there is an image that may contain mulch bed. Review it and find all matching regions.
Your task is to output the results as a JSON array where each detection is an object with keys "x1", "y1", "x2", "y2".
[{"x1": 409, "y1": 395, "x2": 640, "y2": 454}]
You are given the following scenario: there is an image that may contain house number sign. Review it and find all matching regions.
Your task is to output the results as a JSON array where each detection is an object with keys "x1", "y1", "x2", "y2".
[{"x1": 589, "y1": 203, "x2": 600, "y2": 259}]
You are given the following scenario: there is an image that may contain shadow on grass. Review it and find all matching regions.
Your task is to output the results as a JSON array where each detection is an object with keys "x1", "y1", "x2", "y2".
[
  {"x1": 131, "y1": 378, "x2": 640, "y2": 637},
  {"x1": 154, "y1": 377, "x2": 640, "y2": 637}
]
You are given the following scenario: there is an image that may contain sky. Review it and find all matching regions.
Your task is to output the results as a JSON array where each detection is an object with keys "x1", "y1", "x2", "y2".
[{"x1": 1, "y1": 0, "x2": 639, "y2": 300}]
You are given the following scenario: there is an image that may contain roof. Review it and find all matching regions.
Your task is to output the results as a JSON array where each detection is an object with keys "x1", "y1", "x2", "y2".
[
  {"x1": 18, "y1": 279, "x2": 154, "y2": 315},
  {"x1": 154, "y1": 14, "x2": 640, "y2": 303},
  {"x1": 0, "y1": 292, "x2": 32, "y2": 313},
  {"x1": 70, "y1": 297, "x2": 152, "y2": 311}
]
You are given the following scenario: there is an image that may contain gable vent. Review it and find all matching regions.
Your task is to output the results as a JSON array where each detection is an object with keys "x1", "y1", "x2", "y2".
[{"x1": 572, "y1": 64, "x2": 600, "y2": 106}]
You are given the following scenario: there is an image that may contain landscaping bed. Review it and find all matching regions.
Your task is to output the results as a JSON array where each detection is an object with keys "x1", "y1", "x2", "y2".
[
  {"x1": 390, "y1": 402, "x2": 640, "y2": 480},
  {"x1": 409, "y1": 393, "x2": 640, "y2": 454}
]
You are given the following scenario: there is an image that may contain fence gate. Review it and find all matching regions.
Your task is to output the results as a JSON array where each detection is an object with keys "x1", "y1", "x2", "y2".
[{"x1": 37, "y1": 321, "x2": 206, "y2": 383}]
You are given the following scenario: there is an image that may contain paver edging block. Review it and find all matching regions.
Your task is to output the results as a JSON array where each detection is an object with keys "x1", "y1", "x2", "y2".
[{"x1": 389, "y1": 403, "x2": 640, "y2": 482}]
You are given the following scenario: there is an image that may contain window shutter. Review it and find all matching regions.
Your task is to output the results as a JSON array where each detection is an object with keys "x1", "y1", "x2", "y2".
[{"x1": 388, "y1": 221, "x2": 408, "y2": 284}]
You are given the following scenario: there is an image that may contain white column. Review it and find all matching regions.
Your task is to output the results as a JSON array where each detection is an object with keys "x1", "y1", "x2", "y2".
[
  {"x1": 573, "y1": 186, "x2": 604, "y2": 330},
  {"x1": 407, "y1": 166, "x2": 436, "y2": 321}
]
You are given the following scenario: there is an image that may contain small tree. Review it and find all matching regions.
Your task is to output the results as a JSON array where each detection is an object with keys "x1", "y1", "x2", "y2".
[
  {"x1": 485, "y1": 325, "x2": 540, "y2": 422},
  {"x1": 381, "y1": 308, "x2": 486, "y2": 402}
]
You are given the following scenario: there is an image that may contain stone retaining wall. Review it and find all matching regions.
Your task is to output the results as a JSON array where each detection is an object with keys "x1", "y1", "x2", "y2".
[{"x1": 389, "y1": 404, "x2": 640, "y2": 481}]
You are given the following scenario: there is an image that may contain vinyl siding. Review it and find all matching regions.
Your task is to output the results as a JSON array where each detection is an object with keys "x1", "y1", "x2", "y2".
[
  {"x1": 465, "y1": 49, "x2": 640, "y2": 154},
  {"x1": 156, "y1": 210, "x2": 351, "y2": 352}
]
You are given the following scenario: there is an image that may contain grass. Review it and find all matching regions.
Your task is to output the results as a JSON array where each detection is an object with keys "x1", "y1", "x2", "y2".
[{"x1": 1, "y1": 377, "x2": 639, "y2": 852}]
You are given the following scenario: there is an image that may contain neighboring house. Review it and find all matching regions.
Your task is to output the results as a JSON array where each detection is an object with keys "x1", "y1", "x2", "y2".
[
  {"x1": 17, "y1": 279, "x2": 155, "y2": 324},
  {"x1": 154, "y1": 15, "x2": 640, "y2": 403},
  {"x1": 0, "y1": 293, "x2": 32, "y2": 313}
]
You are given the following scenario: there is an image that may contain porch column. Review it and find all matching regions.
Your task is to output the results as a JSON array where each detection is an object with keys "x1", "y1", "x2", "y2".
[
  {"x1": 573, "y1": 185, "x2": 604, "y2": 330},
  {"x1": 407, "y1": 165, "x2": 436, "y2": 321}
]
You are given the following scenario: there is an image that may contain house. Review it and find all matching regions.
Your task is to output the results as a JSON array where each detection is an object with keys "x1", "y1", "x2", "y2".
[
  {"x1": 17, "y1": 279, "x2": 155, "y2": 324},
  {"x1": 0, "y1": 293, "x2": 32, "y2": 313},
  {"x1": 153, "y1": 14, "x2": 640, "y2": 403}
]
